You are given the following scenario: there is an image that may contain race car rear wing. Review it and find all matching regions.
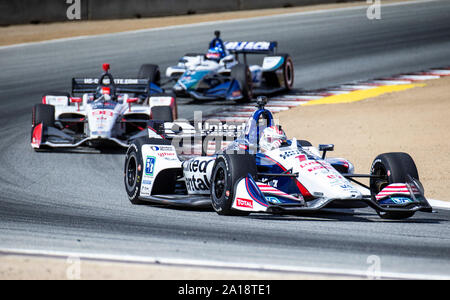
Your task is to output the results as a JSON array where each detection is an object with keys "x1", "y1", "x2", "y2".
[
  {"x1": 224, "y1": 41, "x2": 278, "y2": 54},
  {"x1": 72, "y1": 78, "x2": 150, "y2": 95}
]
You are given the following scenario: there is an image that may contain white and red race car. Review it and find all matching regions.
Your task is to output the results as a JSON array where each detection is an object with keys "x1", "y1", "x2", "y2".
[
  {"x1": 124, "y1": 97, "x2": 432, "y2": 220},
  {"x1": 31, "y1": 63, "x2": 177, "y2": 150}
]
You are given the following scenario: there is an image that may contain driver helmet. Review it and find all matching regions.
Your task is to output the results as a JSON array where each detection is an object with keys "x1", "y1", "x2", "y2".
[
  {"x1": 260, "y1": 125, "x2": 287, "y2": 152},
  {"x1": 100, "y1": 87, "x2": 111, "y2": 96},
  {"x1": 96, "y1": 85, "x2": 114, "y2": 101},
  {"x1": 206, "y1": 47, "x2": 224, "y2": 62}
]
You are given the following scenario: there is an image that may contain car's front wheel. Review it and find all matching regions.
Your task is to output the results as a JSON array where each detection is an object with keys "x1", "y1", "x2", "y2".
[
  {"x1": 124, "y1": 139, "x2": 146, "y2": 205},
  {"x1": 211, "y1": 154, "x2": 257, "y2": 216},
  {"x1": 370, "y1": 152, "x2": 419, "y2": 219}
]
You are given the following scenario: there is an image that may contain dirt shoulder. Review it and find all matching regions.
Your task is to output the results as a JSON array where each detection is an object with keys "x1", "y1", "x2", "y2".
[
  {"x1": 0, "y1": 254, "x2": 354, "y2": 280},
  {"x1": 0, "y1": 0, "x2": 412, "y2": 47},
  {"x1": 279, "y1": 76, "x2": 450, "y2": 202}
]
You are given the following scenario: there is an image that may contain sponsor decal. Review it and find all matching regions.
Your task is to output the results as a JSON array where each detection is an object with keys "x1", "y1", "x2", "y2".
[
  {"x1": 225, "y1": 41, "x2": 273, "y2": 51},
  {"x1": 145, "y1": 156, "x2": 156, "y2": 176},
  {"x1": 151, "y1": 146, "x2": 174, "y2": 152},
  {"x1": 299, "y1": 161, "x2": 333, "y2": 173},
  {"x1": 141, "y1": 185, "x2": 152, "y2": 196},
  {"x1": 186, "y1": 174, "x2": 210, "y2": 191},
  {"x1": 340, "y1": 184, "x2": 355, "y2": 190},
  {"x1": 279, "y1": 150, "x2": 301, "y2": 160},
  {"x1": 142, "y1": 180, "x2": 153, "y2": 185},
  {"x1": 82, "y1": 78, "x2": 140, "y2": 85},
  {"x1": 183, "y1": 159, "x2": 214, "y2": 173},
  {"x1": 265, "y1": 196, "x2": 281, "y2": 204},
  {"x1": 236, "y1": 198, "x2": 253, "y2": 209},
  {"x1": 157, "y1": 152, "x2": 176, "y2": 158},
  {"x1": 232, "y1": 90, "x2": 242, "y2": 97},
  {"x1": 92, "y1": 110, "x2": 114, "y2": 119},
  {"x1": 184, "y1": 159, "x2": 215, "y2": 192},
  {"x1": 92, "y1": 102, "x2": 117, "y2": 110},
  {"x1": 389, "y1": 197, "x2": 413, "y2": 204},
  {"x1": 295, "y1": 155, "x2": 307, "y2": 162}
]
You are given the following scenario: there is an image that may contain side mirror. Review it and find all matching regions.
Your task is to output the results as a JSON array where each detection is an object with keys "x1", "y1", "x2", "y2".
[
  {"x1": 71, "y1": 97, "x2": 82, "y2": 111},
  {"x1": 319, "y1": 144, "x2": 334, "y2": 159},
  {"x1": 127, "y1": 97, "x2": 138, "y2": 111}
]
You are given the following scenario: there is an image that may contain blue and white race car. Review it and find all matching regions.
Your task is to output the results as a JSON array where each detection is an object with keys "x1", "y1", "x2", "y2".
[
  {"x1": 124, "y1": 97, "x2": 432, "y2": 220},
  {"x1": 165, "y1": 41, "x2": 294, "y2": 101}
]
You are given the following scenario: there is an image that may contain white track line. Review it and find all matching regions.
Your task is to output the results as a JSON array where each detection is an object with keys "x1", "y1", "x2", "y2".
[
  {"x1": 0, "y1": 0, "x2": 440, "y2": 50},
  {"x1": 0, "y1": 247, "x2": 448, "y2": 280},
  {"x1": 428, "y1": 199, "x2": 450, "y2": 210}
]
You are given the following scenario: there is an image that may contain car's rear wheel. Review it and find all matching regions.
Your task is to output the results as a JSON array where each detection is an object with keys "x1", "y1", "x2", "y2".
[
  {"x1": 370, "y1": 152, "x2": 419, "y2": 219},
  {"x1": 280, "y1": 53, "x2": 294, "y2": 90},
  {"x1": 138, "y1": 64, "x2": 161, "y2": 86},
  {"x1": 231, "y1": 64, "x2": 253, "y2": 102},
  {"x1": 211, "y1": 154, "x2": 257, "y2": 216}
]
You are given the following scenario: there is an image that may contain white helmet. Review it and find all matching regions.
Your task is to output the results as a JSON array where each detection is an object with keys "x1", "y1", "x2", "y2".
[{"x1": 260, "y1": 125, "x2": 287, "y2": 152}]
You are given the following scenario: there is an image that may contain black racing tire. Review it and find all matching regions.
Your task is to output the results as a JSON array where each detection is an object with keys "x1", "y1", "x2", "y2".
[
  {"x1": 370, "y1": 152, "x2": 419, "y2": 220},
  {"x1": 231, "y1": 63, "x2": 253, "y2": 102},
  {"x1": 125, "y1": 137, "x2": 173, "y2": 204},
  {"x1": 279, "y1": 53, "x2": 294, "y2": 90},
  {"x1": 138, "y1": 64, "x2": 161, "y2": 86},
  {"x1": 298, "y1": 140, "x2": 312, "y2": 147},
  {"x1": 210, "y1": 154, "x2": 257, "y2": 216},
  {"x1": 32, "y1": 104, "x2": 55, "y2": 128},
  {"x1": 125, "y1": 138, "x2": 147, "y2": 205},
  {"x1": 263, "y1": 53, "x2": 294, "y2": 90},
  {"x1": 152, "y1": 106, "x2": 174, "y2": 123}
]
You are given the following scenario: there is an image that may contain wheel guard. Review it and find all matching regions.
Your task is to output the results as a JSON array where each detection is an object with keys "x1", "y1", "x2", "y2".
[
  {"x1": 231, "y1": 174, "x2": 305, "y2": 212},
  {"x1": 375, "y1": 176, "x2": 430, "y2": 208}
]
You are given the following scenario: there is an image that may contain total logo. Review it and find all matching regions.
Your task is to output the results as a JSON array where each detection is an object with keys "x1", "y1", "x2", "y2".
[{"x1": 236, "y1": 198, "x2": 253, "y2": 209}]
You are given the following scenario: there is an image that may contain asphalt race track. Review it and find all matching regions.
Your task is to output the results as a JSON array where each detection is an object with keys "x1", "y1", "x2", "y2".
[{"x1": 0, "y1": 0, "x2": 449, "y2": 278}]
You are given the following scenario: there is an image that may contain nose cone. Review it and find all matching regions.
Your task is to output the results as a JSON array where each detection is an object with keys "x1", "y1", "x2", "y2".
[{"x1": 88, "y1": 110, "x2": 115, "y2": 139}]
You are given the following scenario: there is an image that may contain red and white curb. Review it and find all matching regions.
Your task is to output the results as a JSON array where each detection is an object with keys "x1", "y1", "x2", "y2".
[{"x1": 203, "y1": 67, "x2": 450, "y2": 124}]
